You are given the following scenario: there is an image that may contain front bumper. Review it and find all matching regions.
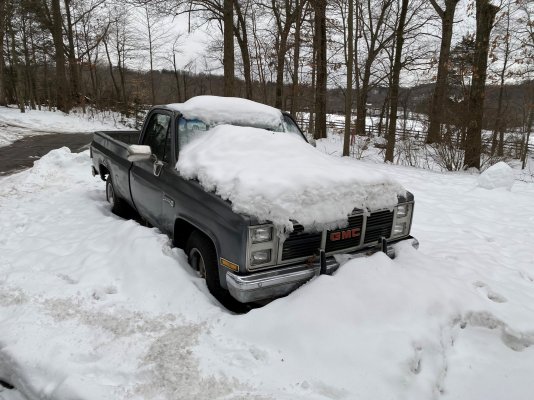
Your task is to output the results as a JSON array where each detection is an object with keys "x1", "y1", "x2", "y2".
[{"x1": 226, "y1": 236, "x2": 419, "y2": 303}]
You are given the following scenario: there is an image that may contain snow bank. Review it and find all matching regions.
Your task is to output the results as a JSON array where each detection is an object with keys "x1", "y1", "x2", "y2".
[
  {"x1": 1, "y1": 147, "x2": 534, "y2": 400},
  {"x1": 168, "y1": 96, "x2": 283, "y2": 130},
  {"x1": 0, "y1": 106, "x2": 129, "y2": 147},
  {"x1": 478, "y1": 161, "x2": 514, "y2": 190},
  {"x1": 177, "y1": 125, "x2": 406, "y2": 231}
]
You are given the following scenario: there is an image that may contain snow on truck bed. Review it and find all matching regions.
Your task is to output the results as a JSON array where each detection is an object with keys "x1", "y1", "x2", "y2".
[{"x1": 177, "y1": 124, "x2": 405, "y2": 231}]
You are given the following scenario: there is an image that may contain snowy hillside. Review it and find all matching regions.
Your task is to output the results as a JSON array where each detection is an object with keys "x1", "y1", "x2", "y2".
[
  {"x1": 1, "y1": 146, "x2": 533, "y2": 399},
  {"x1": 0, "y1": 107, "x2": 131, "y2": 147}
]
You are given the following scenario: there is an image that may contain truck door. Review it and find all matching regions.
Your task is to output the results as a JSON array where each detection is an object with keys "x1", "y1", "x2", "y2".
[{"x1": 130, "y1": 110, "x2": 172, "y2": 226}]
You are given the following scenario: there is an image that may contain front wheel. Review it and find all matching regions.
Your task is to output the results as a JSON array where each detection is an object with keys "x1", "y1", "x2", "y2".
[
  {"x1": 186, "y1": 231, "x2": 225, "y2": 298},
  {"x1": 186, "y1": 231, "x2": 254, "y2": 313}
]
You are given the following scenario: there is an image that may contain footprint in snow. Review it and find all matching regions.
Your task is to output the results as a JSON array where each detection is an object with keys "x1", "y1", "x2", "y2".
[{"x1": 472, "y1": 281, "x2": 507, "y2": 303}]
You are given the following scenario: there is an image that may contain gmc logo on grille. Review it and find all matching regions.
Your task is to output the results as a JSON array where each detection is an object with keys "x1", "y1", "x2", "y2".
[{"x1": 330, "y1": 228, "x2": 361, "y2": 241}]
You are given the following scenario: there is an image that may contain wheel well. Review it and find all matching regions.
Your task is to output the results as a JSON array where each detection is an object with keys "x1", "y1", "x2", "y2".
[
  {"x1": 99, "y1": 164, "x2": 110, "y2": 181},
  {"x1": 174, "y1": 219, "x2": 199, "y2": 249}
]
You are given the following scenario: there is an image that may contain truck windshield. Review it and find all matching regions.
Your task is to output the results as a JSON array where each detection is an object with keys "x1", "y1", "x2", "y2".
[{"x1": 177, "y1": 115, "x2": 306, "y2": 150}]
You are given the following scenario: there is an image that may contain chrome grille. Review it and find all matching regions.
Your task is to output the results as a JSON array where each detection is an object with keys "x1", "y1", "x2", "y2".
[
  {"x1": 363, "y1": 210, "x2": 394, "y2": 244},
  {"x1": 281, "y1": 224, "x2": 322, "y2": 261}
]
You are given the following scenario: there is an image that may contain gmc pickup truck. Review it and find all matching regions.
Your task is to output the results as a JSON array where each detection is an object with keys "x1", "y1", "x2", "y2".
[{"x1": 90, "y1": 96, "x2": 418, "y2": 305}]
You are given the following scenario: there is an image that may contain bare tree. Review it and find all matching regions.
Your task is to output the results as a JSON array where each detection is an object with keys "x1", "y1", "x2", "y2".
[
  {"x1": 0, "y1": 0, "x2": 6, "y2": 106},
  {"x1": 354, "y1": 0, "x2": 395, "y2": 137},
  {"x1": 312, "y1": 0, "x2": 327, "y2": 139},
  {"x1": 426, "y1": 0, "x2": 460, "y2": 144},
  {"x1": 385, "y1": 0, "x2": 409, "y2": 162},
  {"x1": 342, "y1": 0, "x2": 354, "y2": 156},
  {"x1": 223, "y1": 0, "x2": 234, "y2": 96},
  {"x1": 464, "y1": 0, "x2": 499, "y2": 169}
]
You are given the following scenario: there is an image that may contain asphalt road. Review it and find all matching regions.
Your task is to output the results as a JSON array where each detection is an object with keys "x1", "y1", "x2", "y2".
[{"x1": 0, "y1": 133, "x2": 92, "y2": 176}]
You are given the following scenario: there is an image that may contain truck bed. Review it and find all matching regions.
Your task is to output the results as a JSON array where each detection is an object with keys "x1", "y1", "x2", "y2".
[
  {"x1": 92, "y1": 130, "x2": 141, "y2": 209},
  {"x1": 95, "y1": 130, "x2": 140, "y2": 145}
]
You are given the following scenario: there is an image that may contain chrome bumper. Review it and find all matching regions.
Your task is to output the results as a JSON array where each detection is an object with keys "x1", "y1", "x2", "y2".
[{"x1": 226, "y1": 236, "x2": 419, "y2": 303}]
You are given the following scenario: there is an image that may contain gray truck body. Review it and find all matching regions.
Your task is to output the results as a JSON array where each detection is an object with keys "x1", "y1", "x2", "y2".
[{"x1": 91, "y1": 105, "x2": 417, "y2": 303}]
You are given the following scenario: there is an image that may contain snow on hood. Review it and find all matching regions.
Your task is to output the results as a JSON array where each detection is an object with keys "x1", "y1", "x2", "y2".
[
  {"x1": 176, "y1": 125, "x2": 406, "y2": 232},
  {"x1": 167, "y1": 96, "x2": 283, "y2": 130}
]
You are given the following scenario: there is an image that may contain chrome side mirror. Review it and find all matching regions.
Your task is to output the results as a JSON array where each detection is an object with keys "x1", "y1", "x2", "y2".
[{"x1": 127, "y1": 145, "x2": 152, "y2": 162}]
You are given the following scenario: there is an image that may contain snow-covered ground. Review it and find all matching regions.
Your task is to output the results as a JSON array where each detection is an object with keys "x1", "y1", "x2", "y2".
[
  {"x1": 0, "y1": 106, "x2": 130, "y2": 147},
  {"x1": 1, "y1": 143, "x2": 534, "y2": 399}
]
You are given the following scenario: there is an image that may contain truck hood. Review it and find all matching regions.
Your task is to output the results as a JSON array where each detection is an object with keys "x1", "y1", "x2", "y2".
[{"x1": 176, "y1": 125, "x2": 406, "y2": 232}]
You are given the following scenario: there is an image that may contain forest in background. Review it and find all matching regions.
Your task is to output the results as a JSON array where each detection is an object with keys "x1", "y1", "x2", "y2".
[{"x1": 0, "y1": 0, "x2": 532, "y2": 169}]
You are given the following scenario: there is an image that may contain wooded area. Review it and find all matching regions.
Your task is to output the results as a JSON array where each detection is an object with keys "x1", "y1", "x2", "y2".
[{"x1": 0, "y1": 0, "x2": 532, "y2": 169}]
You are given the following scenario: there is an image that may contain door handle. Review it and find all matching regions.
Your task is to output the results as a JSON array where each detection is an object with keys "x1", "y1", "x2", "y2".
[{"x1": 163, "y1": 194, "x2": 175, "y2": 207}]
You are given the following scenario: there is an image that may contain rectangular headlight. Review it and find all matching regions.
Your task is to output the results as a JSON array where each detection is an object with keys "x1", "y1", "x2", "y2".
[
  {"x1": 393, "y1": 222, "x2": 408, "y2": 237},
  {"x1": 251, "y1": 226, "x2": 273, "y2": 243},
  {"x1": 396, "y1": 204, "x2": 410, "y2": 218},
  {"x1": 251, "y1": 249, "x2": 271, "y2": 265}
]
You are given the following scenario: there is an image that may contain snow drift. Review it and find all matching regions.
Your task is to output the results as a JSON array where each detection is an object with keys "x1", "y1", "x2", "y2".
[
  {"x1": 176, "y1": 125, "x2": 406, "y2": 231},
  {"x1": 478, "y1": 161, "x2": 514, "y2": 190}
]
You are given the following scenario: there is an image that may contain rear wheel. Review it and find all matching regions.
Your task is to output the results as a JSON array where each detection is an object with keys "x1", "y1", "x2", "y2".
[{"x1": 106, "y1": 175, "x2": 127, "y2": 216}]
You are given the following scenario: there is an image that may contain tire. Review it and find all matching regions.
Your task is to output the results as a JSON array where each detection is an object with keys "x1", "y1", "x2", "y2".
[
  {"x1": 186, "y1": 231, "x2": 253, "y2": 313},
  {"x1": 186, "y1": 231, "x2": 226, "y2": 299},
  {"x1": 106, "y1": 175, "x2": 127, "y2": 216}
]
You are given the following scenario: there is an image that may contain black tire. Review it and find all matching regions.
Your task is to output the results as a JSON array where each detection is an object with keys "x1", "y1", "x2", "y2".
[
  {"x1": 186, "y1": 231, "x2": 254, "y2": 313},
  {"x1": 106, "y1": 175, "x2": 127, "y2": 216},
  {"x1": 186, "y1": 231, "x2": 226, "y2": 298}
]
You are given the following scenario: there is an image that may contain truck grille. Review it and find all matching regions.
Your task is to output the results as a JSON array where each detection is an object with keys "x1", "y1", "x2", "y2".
[
  {"x1": 281, "y1": 224, "x2": 322, "y2": 261},
  {"x1": 363, "y1": 210, "x2": 394, "y2": 244},
  {"x1": 280, "y1": 210, "x2": 395, "y2": 262},
  {"x1": 325, "y1": 214, "x2": 364, "y2": 252}
]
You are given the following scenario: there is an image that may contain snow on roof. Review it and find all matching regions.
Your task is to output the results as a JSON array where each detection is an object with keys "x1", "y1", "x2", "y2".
[
  {"x1": 177, "y1": 125, "x2": 406, "y2": 232},
  {"x1": 167, "y1": 96, "x2": 283, "y2": 130}
]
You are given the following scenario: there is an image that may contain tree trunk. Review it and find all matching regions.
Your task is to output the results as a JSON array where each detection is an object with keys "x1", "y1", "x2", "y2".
[
  {"x1": 355, "y1": 60, "x2": 372, "y2": 137},
  {"x1": 385, "y1": 0, "x2": 409, "y2": 162},
  {"x1": 51, "y1": 0, "x2": 69, "y2": 112},
  {"x1": 290, "y1": 7, "x2": 302, "y2": 115},
  {"x1": 492, "y1": 9, "x2": 511, "y2": 157},
  {"x1": 343, "y1": 0, "x2": 354, "y2": 156},
  {"x1": 145, "y1": 6, "x2": 156, "y2": 105},
  {"x1": 426, "y1": 0, "x2": 460, "y2": 144},
  {"x1": 275, "y1": 28, "x2": 291, "y2": 109},
  {"x1": 65, "y1": 0, "x2": 79, "y2": 106},
  {"x1": 0, "y1": 0, "x2": 6, "y2": 106},
  {"x1": 313, "y1": 0, "x2": 327, "y2": 140},
  {"x1": 223, "y1": 0, "x2": 234, "y2": 96},
  {"x1": 234, "y1": 0, "x2": 252, "y2": 99},
  {"x1": 464, "y1": 0, "x2": 499, "y2": 170},
  {"x1": 8, "y1": 17, "x2": 25, "y2": 112},
  {"x1": 103, "y1": 38, "x2": 120, "y2": 101}
]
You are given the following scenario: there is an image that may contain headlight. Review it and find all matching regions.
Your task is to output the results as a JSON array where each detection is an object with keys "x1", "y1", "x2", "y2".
[
  {"x1": 393, "y1": 222, "x2": 408, "y2": 236},
  {"x1": 392, "y1": 203, "x2": 413, "y2": 238},
  {"x1": 251, "y1": 226, "x2": 273, "y2": 243},
  {"x1": 396, "y1": 204, "x2": 409, "y2": 218},
  {"x1": 251, "y1": 249, "x2": 271, "y2": 265}
]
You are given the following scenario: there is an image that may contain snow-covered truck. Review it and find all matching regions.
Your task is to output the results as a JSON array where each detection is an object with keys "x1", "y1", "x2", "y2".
[{"x1": 90, "y1": 96, "x2": 418, "y2": 304}]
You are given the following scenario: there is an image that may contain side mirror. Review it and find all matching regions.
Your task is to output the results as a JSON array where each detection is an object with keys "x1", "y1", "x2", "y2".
[
  {"x1": 307, "y1": 137, "x2": 317, "y2": 147},
  {"x1": 127, "y1": 145, "x2": 152, "y2": 162}
]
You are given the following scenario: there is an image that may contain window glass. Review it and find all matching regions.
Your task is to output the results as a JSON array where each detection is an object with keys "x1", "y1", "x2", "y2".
[
  {"x1": 142, "y1": 113, "x2": 171, "y2": 161},
  {"x1": 178, "y1": 118, "x2": 209, "y2": 150},
  {"x1": 282, "y1": 115, "x2": 306, "y2": 140}
]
